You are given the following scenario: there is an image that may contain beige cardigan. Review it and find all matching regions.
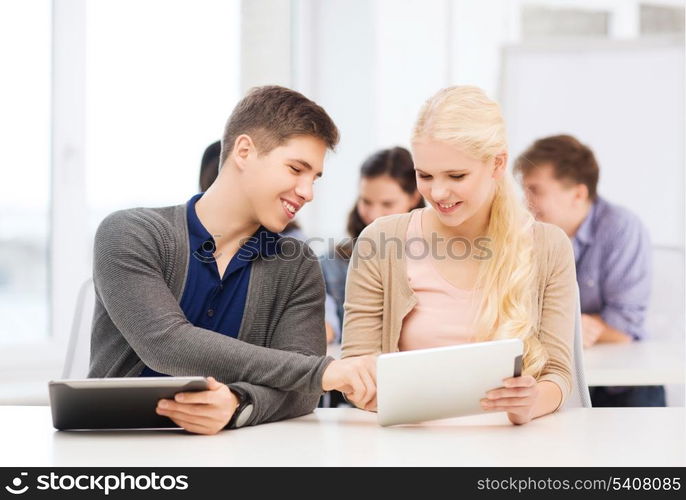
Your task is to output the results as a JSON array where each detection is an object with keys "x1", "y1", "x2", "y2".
[{"x1": 341, "y1": 209, "x2": 576, "y2": 406}]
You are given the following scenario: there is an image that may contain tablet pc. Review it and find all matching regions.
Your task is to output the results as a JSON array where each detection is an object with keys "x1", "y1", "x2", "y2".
[
  {"x1": 49, "y1": 377, "x2": 209, "y2": 430},
  {"x1": 377, "y1": 338, "x2": 523, "y2": 426}
]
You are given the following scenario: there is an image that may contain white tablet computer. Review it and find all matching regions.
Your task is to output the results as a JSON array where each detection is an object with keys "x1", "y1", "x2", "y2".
[
  {"x1": 49, "y1": 377, "x2": 209, "y2": 430},
  {"x1": 377, "y1": 338, "x2": 523, "y2": 426}
]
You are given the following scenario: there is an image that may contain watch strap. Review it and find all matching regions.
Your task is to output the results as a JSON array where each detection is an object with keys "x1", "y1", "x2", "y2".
[{"x1": 227, "y1": 386, "x2": 253, "y2": 429}]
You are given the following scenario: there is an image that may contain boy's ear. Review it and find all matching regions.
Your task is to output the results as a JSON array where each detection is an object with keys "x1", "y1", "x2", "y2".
[
  {"x1": 573, "y1": 182, "x2": 590, "y2": 203},
  {"x1": 232, "y1": 134, "x2": 255, "y2": 170}
]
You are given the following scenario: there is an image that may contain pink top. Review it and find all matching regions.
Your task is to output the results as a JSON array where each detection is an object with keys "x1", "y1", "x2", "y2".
[{"x1": 399, "y1": 209, "x2": 481, "y2": 351}]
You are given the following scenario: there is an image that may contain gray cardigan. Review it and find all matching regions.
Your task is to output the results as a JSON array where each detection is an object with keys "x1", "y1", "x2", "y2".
[{"x1": 89, "y1": 204, "x2": 333, "y2": 427}]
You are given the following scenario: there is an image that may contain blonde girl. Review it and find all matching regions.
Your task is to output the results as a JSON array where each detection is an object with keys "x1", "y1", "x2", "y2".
[{"x1": 341, "y1": 86, "x2": 576, "y2": 425}]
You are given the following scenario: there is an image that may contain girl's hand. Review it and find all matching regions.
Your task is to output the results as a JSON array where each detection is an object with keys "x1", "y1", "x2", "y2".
[{"x1": 481, "y1": 375, "x2": 540, "y2": 425}]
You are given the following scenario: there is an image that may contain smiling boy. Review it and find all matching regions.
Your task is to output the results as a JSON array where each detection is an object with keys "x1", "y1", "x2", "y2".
[{"x1": 89, "y1": 86, "x2": 377, "y2": 434}]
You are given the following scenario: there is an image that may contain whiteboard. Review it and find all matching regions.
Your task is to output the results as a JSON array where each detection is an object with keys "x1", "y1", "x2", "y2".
[{"x1": 500, "y1": 38, "x2": 684, "y2": 248}]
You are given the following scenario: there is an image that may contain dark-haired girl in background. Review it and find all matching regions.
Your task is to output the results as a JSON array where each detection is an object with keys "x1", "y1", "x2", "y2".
[{"x1": 320, "y1": 147, "x2": 424, "y2": 346}]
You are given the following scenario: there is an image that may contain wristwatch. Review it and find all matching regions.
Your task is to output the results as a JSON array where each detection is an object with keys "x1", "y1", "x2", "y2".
[{"x1": 227, "y1": 387, "x2": 253, "y2": 429}]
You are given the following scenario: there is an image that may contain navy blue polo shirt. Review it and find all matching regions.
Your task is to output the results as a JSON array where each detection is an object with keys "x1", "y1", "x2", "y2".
[{"x1": 141, "y1": 193, "x2": 281, "y2": 377}]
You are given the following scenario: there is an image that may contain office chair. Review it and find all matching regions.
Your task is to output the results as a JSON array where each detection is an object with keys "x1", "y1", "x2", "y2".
[
  {"x1": 562, "y1": 283, "x2": 592, "y2": 409},
  {"x1": 62, "y1": 278, "x2": 95, "y2": 379}
]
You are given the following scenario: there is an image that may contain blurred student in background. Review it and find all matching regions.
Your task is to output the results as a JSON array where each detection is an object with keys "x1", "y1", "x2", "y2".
[
  {"x1": 199, "y1": 140, "x2": 221, "y2": 193},
  {"x1": 319, "y1": 147, "x2": 424, "y2": 344},
  {"x1": 514, "y1": 135, "x2": 662, "y2": 407},
  {"x1": 342, "y1": 87, "x2": 576, "y2": 425}
]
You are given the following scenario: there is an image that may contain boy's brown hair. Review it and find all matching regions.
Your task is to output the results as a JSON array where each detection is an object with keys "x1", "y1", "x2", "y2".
[
  {"x1": 219, "y1": 85, "x2": 339, "y2": 167},
  {"x1": 513, "y1": 134, "x2": 599, "y2": 201}
]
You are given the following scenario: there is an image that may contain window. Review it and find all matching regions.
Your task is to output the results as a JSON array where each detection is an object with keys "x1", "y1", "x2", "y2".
[
  {"x1": 521, "y1": 6, "x2": 610, "y2": 39},
  {"x1": 0, "y1": 0, "x2": 240, "y2": 349},
  {"x1": 640, "y1": 3, "x2": 685, "y2": 35},
  {"x1": 0, "y1": 0, "x2": 242, "y2": 392},
  {"x1": 0, "y1": 0, "x2": 52, "y2": 343}
]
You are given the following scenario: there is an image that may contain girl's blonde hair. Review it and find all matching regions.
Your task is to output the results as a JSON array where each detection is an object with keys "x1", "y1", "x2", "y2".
[{"x1": 412, "y1": 86, "x2": 546, "y2": 377}]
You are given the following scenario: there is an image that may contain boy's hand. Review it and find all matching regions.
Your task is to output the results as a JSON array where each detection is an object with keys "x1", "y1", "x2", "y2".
[
  {"x1": 581, "y1": 313, "x2": 605, "y2": 347},
  {"x1": 156, "y1": 376, "x2": 239, "y2": 435},
  {"x1": 322, "y1": 355, "x2": 377, "y2": 410},
  {"x1": 325, "y1": 322, "x2": 336, "y2": 344}
]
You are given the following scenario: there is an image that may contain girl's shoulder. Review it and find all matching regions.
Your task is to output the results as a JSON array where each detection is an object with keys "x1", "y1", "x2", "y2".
[
  {"x1": 532, "y1": 220, "x2": 571, "y2": 247},
  {"x1": 531, "y1": 220, "x2": 575, "y2": 272},
  {"x1": 357, "y1": 210, "x2": 418, "y2": 241}
]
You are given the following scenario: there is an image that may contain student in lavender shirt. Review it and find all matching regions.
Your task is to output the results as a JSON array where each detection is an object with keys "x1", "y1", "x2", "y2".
[{"x1": 514, "y1": 134, "x2": 664, "y2": 407}]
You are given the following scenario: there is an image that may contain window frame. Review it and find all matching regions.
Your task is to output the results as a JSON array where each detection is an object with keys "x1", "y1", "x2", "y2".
[{"x1": 0, "y1": 0, "x2": 89, "y2": 383}]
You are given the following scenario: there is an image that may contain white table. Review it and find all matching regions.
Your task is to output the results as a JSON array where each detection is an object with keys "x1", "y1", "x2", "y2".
[
  {"x1": 583, "y1": 340, "x2": 685, "y2": 387},
  {"x1": 1, "y1": 407, "x2": 684, "y2": 467}
]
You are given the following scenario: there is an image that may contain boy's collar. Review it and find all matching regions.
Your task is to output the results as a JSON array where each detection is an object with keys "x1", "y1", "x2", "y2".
[{"x1": 186, "y1": 193, "x2": 281, "y2": 259}]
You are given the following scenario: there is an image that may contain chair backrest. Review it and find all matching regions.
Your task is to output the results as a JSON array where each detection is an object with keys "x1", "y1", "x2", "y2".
[
  {"x1": 646, "y1": 246, "x2": 685, "y2": 341},
  {"x1": 562, "y1": 283, "x2": 592, "y2": 409},
  {"x1": 62, "y1": 278, "x2": 95, "y2": 379}
]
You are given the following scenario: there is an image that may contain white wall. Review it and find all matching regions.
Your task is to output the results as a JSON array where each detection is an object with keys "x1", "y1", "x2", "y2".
[
  {"x1": 451, "y1": 0, "x2": 520, "y2": 97},
  {"x1": 241, "y1": 0, "x2": 292, "y2": 91},
  {"x1": 294, "y1": 0, "x2": 378, "y2": 244},
  {"x1": 373, "y1": 0, "x2": 451, "y2": 147},
  {"x1": 291, "y1": 0, "x2": 454, "y2": 243}
]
